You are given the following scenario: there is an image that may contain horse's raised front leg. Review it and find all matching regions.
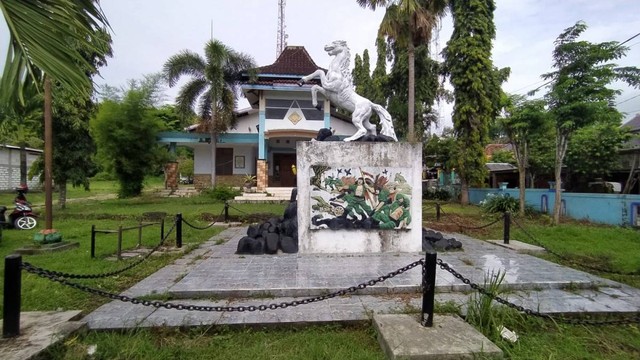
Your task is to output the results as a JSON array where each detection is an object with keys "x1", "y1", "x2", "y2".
[
  {"x1": 298, "y1": 70, "x2": 325, "y2": 86},
  {"x1": 310, "y1": 85, "x2": 326, "y2": 109}
]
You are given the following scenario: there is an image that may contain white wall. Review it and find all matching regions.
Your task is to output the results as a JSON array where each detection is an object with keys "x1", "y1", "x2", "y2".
[{"x1": 0, "y1": 147, "x2": 41, "y2": 190}]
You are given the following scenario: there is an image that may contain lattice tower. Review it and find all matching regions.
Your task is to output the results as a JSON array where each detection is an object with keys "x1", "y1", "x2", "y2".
[{"x1": 276, "y1": 0, "x2": 288, "y2": 58}]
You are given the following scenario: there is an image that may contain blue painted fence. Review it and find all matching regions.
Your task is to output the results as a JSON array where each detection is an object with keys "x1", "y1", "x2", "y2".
[{"x1": 468, "y1": 188, "x2": 640, "y2": 227}]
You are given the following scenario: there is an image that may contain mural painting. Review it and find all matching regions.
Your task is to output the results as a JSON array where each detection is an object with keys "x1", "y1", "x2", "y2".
[{"x1": 310, "y1": 166, "x2": 412, "y2": 230}]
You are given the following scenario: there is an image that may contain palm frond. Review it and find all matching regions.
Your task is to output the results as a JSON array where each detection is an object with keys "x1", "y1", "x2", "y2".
[
  {"x1": 163, "y1": 50, "x2": 206, "y2": 87},
  {"x1": 1, "y1": 0, "x2": 110, "y2": 103},
  {"x1": 176, "y1": 77, "x2": 208, "y2": 116}
]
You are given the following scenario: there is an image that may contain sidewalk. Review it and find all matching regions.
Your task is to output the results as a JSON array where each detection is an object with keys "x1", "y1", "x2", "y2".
[{"x1": 84, "y1": 226, "x2": 640, "y2": 330}]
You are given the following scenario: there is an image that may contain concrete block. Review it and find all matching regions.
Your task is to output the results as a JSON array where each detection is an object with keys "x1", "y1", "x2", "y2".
[{"x1": 374, "y1": 314, "x2": 503, "y2": 359}]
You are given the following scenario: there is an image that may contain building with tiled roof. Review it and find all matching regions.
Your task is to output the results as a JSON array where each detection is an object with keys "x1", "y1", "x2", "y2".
[{"x1": 158, "y1": 46, "x2": 356, "y2": 190}]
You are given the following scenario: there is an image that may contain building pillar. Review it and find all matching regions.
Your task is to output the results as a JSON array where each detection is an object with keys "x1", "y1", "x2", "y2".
[
  {"x1": 323, "y1": 99, "x2": 331, "y2": 128},
  {"x1": 257, "y1": 159, "x2": 268, "y2": 191},
  {"x1": 164, "y1": 161, "x2": 178, "y2": 190}
]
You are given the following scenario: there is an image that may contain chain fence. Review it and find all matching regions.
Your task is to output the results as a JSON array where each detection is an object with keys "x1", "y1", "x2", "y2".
[
  {"x1": 181, "y1": 207, "x2": 226, "y2": 230},
  {"x1": 511, "y1": 217, "x2": 640, "y2": 276},
  {"x1": 21, "y1": 219, "x2": 177, "y2": 280},
  {"x1": 438, "y1": 206, "x2": 503, "y2": 230}
]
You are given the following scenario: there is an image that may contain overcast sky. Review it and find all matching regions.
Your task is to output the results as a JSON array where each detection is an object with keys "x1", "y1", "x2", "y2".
[{"x1": 2, "y1": 0, "x2": 639, "y2": 129}]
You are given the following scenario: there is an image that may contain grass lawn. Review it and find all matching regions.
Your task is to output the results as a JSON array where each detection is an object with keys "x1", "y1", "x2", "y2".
[{"x1": 1, "y1": 187, "x2": 639, "y2": 359}]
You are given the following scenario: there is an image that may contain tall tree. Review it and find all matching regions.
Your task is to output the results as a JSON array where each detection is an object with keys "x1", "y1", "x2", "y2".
[
  {"x1": 92, "y1": 82, "x2": 168, "y2": 198},
  {"x1": 540, "y1": 21, "x2": 640, "y2": 224},
  {"x1": 443, "y1": 0, "x2": 504, "y2": 204},
  {"x1": 358, "y1": 0, "x2": 448, "y2": 142},
  {"x1": 164, "y1": 40, "x2": 255, "y2": 187},
  {"x1": 499, "y1": 95, "x2": 550, "y2": 215},
  {"x1": 1, "y1": 0, "x2": 111, "y2": 230}
]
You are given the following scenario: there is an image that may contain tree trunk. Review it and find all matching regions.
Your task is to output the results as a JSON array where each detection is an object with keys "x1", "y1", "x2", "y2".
[
  {"x1": 517, "y1": 163, "x2": 526, "y2": 216},
  {"x1": 460, "y1": 178, "x2": 469, "y2": 205},
  {"x1": 623, "y1": 153, "x2": 639, "y2": 194},
  {"x1": 19, "y1": 143, "x2": 27, "y2": 186},
  {"x1": 58, "y1": 182, "x2": 67, "y2": 209},
  {"x1": 553, "y1": 134, "x2": 568, "y2": 225},
  {"x1": 210, "y1": 132, "x2": 217, "y2": 188},
  {"x1": 44, "y1": 76, "x2": 53, "y2": 230},
  {"x1": 407, "y1": 41, "x2": 415, "y2": 143}
]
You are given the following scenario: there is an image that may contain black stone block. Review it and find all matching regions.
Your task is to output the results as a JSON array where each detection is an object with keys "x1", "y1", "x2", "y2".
[
  {"x1": 251, "y1": 237, "x2": 266, "y2": 255},
  {"x1": 236, "y1": 236, "x2": 254, "y2": 254},
  {"x1": 247, "y1": 225, "x2": 261, "y2": 238},
  {"x1": 280, "y1": 236, "x2": 298, "y2": 253},
  {"x1": 265, "y1": 233, "x2": 280, "y2": 254}
]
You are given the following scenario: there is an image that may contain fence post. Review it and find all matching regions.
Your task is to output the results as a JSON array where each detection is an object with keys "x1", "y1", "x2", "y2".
[
  {"x1": 3, "y1": 254, "x2": 22, "y2": 338},
  {"x1": 137, "y1": 221, "x2": 143, "y2": 248},
  {"x1": 160, "y1": 218, "x2": 165, "y2": 242},
  {"x1": 224, "y1": 201, "x2": 229, "y2": 223},
  {"x1": 176, "y1": 213, "x2": 182, "y2": 248},
  {"x1": 91, "y1": 224, "x2": 96, "y2": 258},
  {"x1": 117, "y1": 225, "x2": 123, "y2": 260},
  {"x1": 436, "y1": 203, "x2": 441, "y2": 221},
  {"x1": 421, "y1": 251, "x2": 437, "y2": 327},
  {"x1": 503, "y1": 211, "x2": 511, "y2": 244}
]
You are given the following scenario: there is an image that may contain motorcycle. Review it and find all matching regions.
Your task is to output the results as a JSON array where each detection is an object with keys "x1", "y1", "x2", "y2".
[{"x1": 0, "y1": 187, "x2": 38, "y2": 230}]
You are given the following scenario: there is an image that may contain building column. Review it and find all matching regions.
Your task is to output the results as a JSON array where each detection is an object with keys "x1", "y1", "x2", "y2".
[
  {"x1": 257, "y1": 159, "x2": 268, "y2": 191},
  {"x1": 323, "y1": 99, "x2": 331, "y2": 128}
]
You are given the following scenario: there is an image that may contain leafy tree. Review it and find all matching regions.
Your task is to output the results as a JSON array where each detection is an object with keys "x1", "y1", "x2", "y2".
[
  {"x1": 91, "y1": 84, "x2": 167, "y2": 198},
  {"x1": 1, "y1": 0, "x2": 111, "y2": 230},
  {"x1": 443, "y1": 0, "x2": 504, "y2": 204},
  {"x1": 386, "y1": 44, "x2": 440, "y2": 141},
  {"x1": 490, "y1": 149, "x2": 515, "y2": 164},
  {"x1": 499, "y1": 95, "x2": 550, "y2": 215},
  {"x1": 358, "y1": 0, "x2": 448, "y2": 142},
  {"x1": 539, "y1": 21, "x2": 640, "y2": 224},
  {"x1": 423, "y1": 128, "x2": 456, "y2": 171},
  {"x1": 164, "y1": 40, "x2": 255, "y2": 188},
  {"x1": 566, "y1": 122, "x2": 631, "y2": 190},
  {"x1": 352, "y1": 50, "x2": 374, "y2": 99}
]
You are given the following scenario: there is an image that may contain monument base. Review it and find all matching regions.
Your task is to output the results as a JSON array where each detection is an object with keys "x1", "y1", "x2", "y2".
[{"x1": 297, "y1": 141, "x2": 422, "y2": 253}]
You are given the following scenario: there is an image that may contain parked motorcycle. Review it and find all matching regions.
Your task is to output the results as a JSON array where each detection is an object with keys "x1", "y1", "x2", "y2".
[{"x1": 0, "y1": 186, "x2": 38, "y2": 230}]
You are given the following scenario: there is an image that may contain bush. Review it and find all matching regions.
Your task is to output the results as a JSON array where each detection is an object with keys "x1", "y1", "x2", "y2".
[
  {"x1": 423, "y1": 187, "x2": 453, "y2": 201},
  {"x1": 479, "y1": 193, "x2": 519, "y2": 213},
  {"x1": 201, "y1": 185, "x2": 241, "y2": 202}
]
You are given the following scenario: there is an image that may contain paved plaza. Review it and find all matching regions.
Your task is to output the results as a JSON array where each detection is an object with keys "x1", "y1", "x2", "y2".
[{"x1": 84, "y1": 226, "x2": 640, "y2": 330}]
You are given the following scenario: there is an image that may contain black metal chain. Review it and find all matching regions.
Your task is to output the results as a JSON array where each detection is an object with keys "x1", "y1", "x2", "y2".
[
  {"x1": 22, "y1": 258, "x2": 424, "y2": 312},
  {"x1": 22, "y1": 220, "x2": 177, "y2": 280},
  {"x1": 439, "y1": 206, "x2": 502, "y2": 230},
  {"x1": 511, "y1": 218, "x2": 640, "y2": 276},
  {"x1": 436, "y1": 258, "x2": 640, "y2": 326},
  {"x1": 181, "y1": 212, "x2": 222, "y2": 230},
  {"x1": 227, "y1": 204, "x2": 249, "y2": 215}
]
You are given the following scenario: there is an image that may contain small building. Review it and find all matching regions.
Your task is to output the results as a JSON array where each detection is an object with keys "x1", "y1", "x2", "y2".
[
  {"x1": 0, "y1": 144, "x2": 42, "y2": 191},
  {"x1": 158, "y1": 46, "x2": 357, "y2": 190}
]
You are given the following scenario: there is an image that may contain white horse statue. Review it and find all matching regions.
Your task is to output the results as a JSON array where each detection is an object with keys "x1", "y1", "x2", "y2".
[{"x1": 298, "y1": 40, "x2": 397, "y2": 142}]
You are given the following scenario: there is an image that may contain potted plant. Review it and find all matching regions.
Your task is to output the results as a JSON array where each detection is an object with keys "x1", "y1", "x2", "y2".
[{"x1": 243, "y1": 174, "x2": 257, "y2": 192}]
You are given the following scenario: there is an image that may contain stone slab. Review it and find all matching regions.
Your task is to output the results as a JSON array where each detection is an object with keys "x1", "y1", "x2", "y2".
[
  {"x1": 486, "y1": 239, "x2": 546, "y2": 254},
  {"x1": 374, "y1": 314, "x2": 503, "y2": 359},
  {"x1": 0, "y1": 311, "x2": 85, "y2": 360}
]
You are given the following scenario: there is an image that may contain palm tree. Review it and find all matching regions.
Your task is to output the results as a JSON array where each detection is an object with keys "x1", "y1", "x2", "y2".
[
  {"x1": 164, "y1": 39, "x2": 255, "y2": 187},
  {"x1": 357, "y1": 0, "x2": 448, "y2": 142},
  {"x1": 1, "y1": 0, "x2": 110, "y2": 230}
]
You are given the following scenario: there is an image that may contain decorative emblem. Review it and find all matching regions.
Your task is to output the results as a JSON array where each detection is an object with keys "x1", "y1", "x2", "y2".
[{"x1": 288, "y1": 111, "x2": 302, "y2": 125}]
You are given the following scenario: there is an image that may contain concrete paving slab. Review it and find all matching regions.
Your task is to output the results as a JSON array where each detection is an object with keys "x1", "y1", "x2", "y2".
[
  {"x1": 374, "y1": 314, "x2": 502, "y2": 359},
  {"x1": 0, "y1": 311, "x2": 85, "y2": 360},
  {"x1": 486, "y1": 239, "x2": 546, "y2": 254}
]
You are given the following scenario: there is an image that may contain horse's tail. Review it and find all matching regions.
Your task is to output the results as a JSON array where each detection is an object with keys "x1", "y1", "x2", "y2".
[{"x1": 371, "y1": 103, "x2": 397, "y2": 141}]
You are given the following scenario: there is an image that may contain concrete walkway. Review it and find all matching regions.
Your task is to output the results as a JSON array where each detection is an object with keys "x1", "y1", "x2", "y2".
[{"x1": 84, "y1": 226, "x2": 640, "y2": 330}]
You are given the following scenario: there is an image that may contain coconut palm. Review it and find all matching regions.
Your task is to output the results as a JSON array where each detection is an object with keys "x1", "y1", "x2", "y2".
[
  {"x1": 1, "y1": 0, "x2": 110, "y2": 230},
  {"x1": 164, "y1": 39, "x2": 256, "y2": 187},
  {"x1": 357, "y1": 0, "x2": 448, "y2": 142}
]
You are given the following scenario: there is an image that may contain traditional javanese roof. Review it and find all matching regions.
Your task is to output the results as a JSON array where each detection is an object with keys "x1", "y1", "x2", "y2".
[
  {"x1": 622, "y1": 114, "x2": 640, "y2": 132},
  {"x1": 256, "y1": 46, "x2": 323, "y2": 76}
]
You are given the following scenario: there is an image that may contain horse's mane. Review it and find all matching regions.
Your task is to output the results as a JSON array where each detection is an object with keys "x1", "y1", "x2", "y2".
[{"x1": 335, "y1": 44, "x2": 353, "y2": 87}]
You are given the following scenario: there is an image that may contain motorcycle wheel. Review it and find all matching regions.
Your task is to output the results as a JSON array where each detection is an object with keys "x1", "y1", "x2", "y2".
[{"x1": 14, "y1": 216, "x2": 37, "y2": 230}]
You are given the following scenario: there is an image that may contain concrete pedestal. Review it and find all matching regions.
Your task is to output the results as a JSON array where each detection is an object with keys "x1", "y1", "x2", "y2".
[{"x1": 297, "y1": 141, "x2": 422, "y2": 253}]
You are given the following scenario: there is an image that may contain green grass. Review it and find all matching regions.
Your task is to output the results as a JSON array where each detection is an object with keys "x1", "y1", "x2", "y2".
[
  {"x1": 423, "y1": 200, "x2": 640, "y2": 288},
  {"x1": 2, "y1": 191, "x2": 640, "y2": 359},
  {"x1": 42, "y1": 325, "x2": 385, "y2": 360}
]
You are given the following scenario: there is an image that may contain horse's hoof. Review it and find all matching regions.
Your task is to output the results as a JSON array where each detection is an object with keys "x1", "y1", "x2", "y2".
[
  {"x1": 315, "y1": 105, "x2": 322, "y2": 111},
  {"x1": 297, "y1": 81, "x2": 304, "y2": 87}
]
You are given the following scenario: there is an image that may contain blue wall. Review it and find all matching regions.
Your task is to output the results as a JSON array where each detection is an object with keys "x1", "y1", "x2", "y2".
[{"x1": 468, "y1": 188, "x2": 640, "y2": 226}]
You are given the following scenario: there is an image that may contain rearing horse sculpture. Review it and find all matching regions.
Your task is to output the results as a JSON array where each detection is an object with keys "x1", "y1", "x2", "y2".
[{"x1": 298, "y1": 40, "x2": 397, "y2": 142}]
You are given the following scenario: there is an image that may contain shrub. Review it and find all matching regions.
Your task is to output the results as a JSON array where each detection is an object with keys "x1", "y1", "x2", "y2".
[
  {"x1": 201, "y1": 185, "x2": 241, "y2": 202},
  {"x1": 479, "y1": 193, "x2": 519, "y2": 214},
  {"x1": 423, "y1": 187, "x2": 453, "y2": 201}
]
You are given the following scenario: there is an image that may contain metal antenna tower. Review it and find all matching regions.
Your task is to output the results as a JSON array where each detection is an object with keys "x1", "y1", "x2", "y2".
[{"x1": 276, "y1": 0, "x2": 288, "y2": 58}]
